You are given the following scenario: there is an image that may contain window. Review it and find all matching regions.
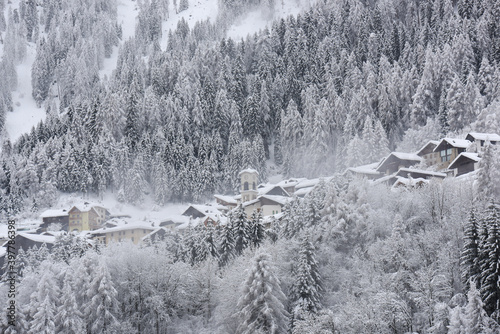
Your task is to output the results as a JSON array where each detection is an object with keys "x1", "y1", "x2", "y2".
[
  {"x1": 143, "y1": 229, "x2": 146, "y2": 234},
  {"x1": 243, "y1": 182, "x2": 249, "y2": 190},
  {"x1": 440, "y1": 148, "x2": 453, "y2": 162},
  {"x1": 252, "y1": 182, "x2": 256, "y2": 190},
  {"x1": 131, "y1": 237, "x2": 134, "y2": 242}
]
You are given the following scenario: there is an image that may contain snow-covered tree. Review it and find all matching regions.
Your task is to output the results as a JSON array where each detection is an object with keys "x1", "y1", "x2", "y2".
[
  {"x1": 236, "y1": 253, "x2": 289, "y2": 334},
  {"x1": 290, "y1": 236, "x2": 322, "y2": 321}
]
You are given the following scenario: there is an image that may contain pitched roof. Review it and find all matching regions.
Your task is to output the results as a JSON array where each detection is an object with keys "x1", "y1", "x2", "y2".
[
  {"x1": 347, "y1": 162, "x2": 381, "y2": 176},
  {"x1": 376, "y1": 153, "x2": 422, "y2": 172},
  {"x1": 18, "y1": 232, "x2": 56, "y2": 244},
  {"x1": 260, "y1": 195, "x2": 290, "y2": 206},
  {"x1": 238, "y1": 168, "x2": 259, "y2": 175},
  {"x1": 466, "y1": 132, "x2": 500, "y2": 142},
  {"x1": 416, "y1": 140, "x2": 440, "y2": 156},
  {"x1": 448, "y1": 152, "x2": 481, "y2": 170},
  {"x1": 396, "y1": 168, "x2": 447, "y2": 179},
  {"x1": 91, "y1": 223, "x2": 156, "y2": 234},
  {"x1": 433, "y1": 138, "x2": 471, "y2": 151},
  {"x1": 40, "y1": 209, "x2": 69, "y2": 218},
  {"x1": 214, "y1": 194, "x2": 238, "y2": 205}
]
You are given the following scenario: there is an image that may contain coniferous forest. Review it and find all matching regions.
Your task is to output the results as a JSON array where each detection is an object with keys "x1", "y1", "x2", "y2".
[{"x1": 0, "y1": 0, "x2": 500, "y2": 332}]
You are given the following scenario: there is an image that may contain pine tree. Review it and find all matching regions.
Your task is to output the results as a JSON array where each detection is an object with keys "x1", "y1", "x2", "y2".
[
  {"x1": 461, "y1": 208, "x2": 480, "y2": 291},
  {"x1": 248, "y1": 210, "x2": 265, "y2": 249},
  {"x1": 57, "y1": 269, "x2": 84, "y2": 334},
  {"x1": 465, "y1": 281, "x2": 491, "y2": 334},
  {"x1": 232, "y1": 205, "x2": 250, "y2": 256},
  {"x1": 196, "y1": 222, "x2": 219, "y2": 263},
  {"x1": 236, "y1": 253, "x2": 289, "y2": 334},
  {"x1": 218, "y1": 223, "x2": 235, "y2": 267},
  {"x1": 27, "y1": 262, "x2": 60, "y2": 334},
  {"x1": 480, "y1": 203, "x2": 500, "y2": 320},
  {"x1": 290, "y1": 237, "x2": 322, "y2": 320},
  {"x1": 86, "y1": 258, "x2": 119, "y2": 333}
]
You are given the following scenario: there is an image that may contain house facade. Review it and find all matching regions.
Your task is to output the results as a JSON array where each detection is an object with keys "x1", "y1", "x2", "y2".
[
  {"x1": 40, "y1": 209, "x2": 69, "y2": 231},
  {"x1": 68, "y1": 205, "x2": 109, "y2": 232},
  {"x1": 432, "y1": 138, "x2": 470, "y2": 170},
  {"x1": 92, "y1": 225, "x2": 157, "y2": 245}
]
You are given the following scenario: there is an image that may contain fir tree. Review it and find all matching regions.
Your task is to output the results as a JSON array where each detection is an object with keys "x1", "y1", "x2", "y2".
[
  {"x1": 461, "y1": 208, "x2": 480, "y2": 291},
  {"x1": 232, "y1": 205, "x2": 250, "y2": 256},
  {"x1": 236, "y1": 253, "x2": 289, "y2": 334},
  {"x1": 248, "y1": 209, "x2": 265, "y2": 249},
  {"x1": 290, "y1": 237, "x2": 322, "y2": 320},
  {"x1": 218, "y1": 223, "x2": 235, "y2": 267},
  {"x1": 480, "y1": 203, "x2": 500, "y2": 320}
]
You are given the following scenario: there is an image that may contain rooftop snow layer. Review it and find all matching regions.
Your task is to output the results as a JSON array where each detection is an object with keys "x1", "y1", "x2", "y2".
[
  {"x1": 238, "y1": 168, "x2": 259, "y2": 175},
  {"x1": 18, "y1": 232, "x2": 56, "y2": 244},
  {"x1": 391, "y1": 152, "x2": 423, "y2": 161},
  {"x1": 466, "y1": 132, "x2": 500, "y2": 142},
  {"x1": 434, "y1": 138, "x2": 471, "y2": 151},
  {"x1": 214, "y1": 195, "x2": 238, "y2": 205},
  {"x1": 40, "y1": 209, "x2": 69, "y2": 218}
]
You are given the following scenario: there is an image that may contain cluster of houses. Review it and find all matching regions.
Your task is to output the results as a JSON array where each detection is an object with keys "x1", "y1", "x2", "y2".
[
  {"x1": 1, "y1": 168, "x2": 324, "y2": 254},
  {"x1": 345, "y1": 132, "x2": 500, "y2": 188},
  {"x1": 2, "y1": 131, "x2": 497, "y2": 255}
]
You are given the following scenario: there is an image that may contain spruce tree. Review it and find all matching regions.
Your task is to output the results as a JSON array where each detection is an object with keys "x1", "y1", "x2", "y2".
[
  {"x1": 248, "y1": 209, "x2": 265, "y2": 249},
  {"x1": 86, "y1": 258, "x2": 119, "y2": 333},
  {"x1": 480, "y1": 203, "x2": 500, "y2": 320},
  {"x1": 290, "y1": 237, "x2": 322, "y2": 320},
  {"x1": 236, "y1": 253, "x2": 289, "y2": 334},
  {"x1": 465, "y1": 281, "x2": 491, "y2": 334},
  {"x1": 218, "y1": 223, "x2": 235, "y2": 267},
  {"x1": 461, "y1": 208, "x2": 480, "y2": 291},
  {"x1": 232, "y1": 205, "x2": 250, "y2": 256}
]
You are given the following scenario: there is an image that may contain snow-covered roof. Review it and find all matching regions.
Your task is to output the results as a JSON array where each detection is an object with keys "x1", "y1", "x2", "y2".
[
  {"x1": 242, "y1": 198, "x2": 260, "y2": 207},
  {"x1": 260, "y1": 195, "x2": 290, "y2": 206},
  {"x1": 371, "y1": 173, "x2": 398, "y2": 185},
  {"x1": 391, "y1": 152, "x2": 423, "y2": 161},
  {"x1": 433, "y1": 138, "x2": 471, "y2": 151},
  {"x1": 296, "y1": 178, "x2": 320, "y2": 189},
  {"x1": 466, "y1": 132, "x2": 500, "y2": 142},
  {"x1": 238, "y1": 168, "x2": 259, "y2": 175},
  {"x1": 347, "y1": 162, "x2": 381, "y2": 175},
  {"x1": 396, "y1": 168, "x2": 447, "y2": 179},
  {"x1": 214, "y1": 194, "x2": 238, "y2": 205},
  {"x1": 294, "y1": 186, "x2": 315, "y2": 197},
  {"x1": 18, "y1": 232, "x2": 56, "y2": 244},
  {"x1": 141, "y1": 227, "x2": 169, "y2": 242},
  {"x1": 256, "y1": 184, "x2": 290, "y2": 197},
  {"x1": 448, "y1": 152, "x2": 481, "y2": 170},
  {"x1": 69, "y1": 202, "x2": 108, "y2": 213},
  {"x1": 40, "y1": 209, "x2": 69, "y2": 218},
  {"x1": 276, "y1": 178, "x2": 307, "y2": 188},
  {"x1": 91, "y1": 223, "x2": 156, "y2": 234},
  {"x1": 416, "y1": 140, "x2": 440, "y2": 156}
]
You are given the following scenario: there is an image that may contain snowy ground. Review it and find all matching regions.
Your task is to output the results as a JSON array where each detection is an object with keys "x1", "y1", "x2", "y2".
[
  {"x1": 4, "y1": 44, "x2": 46, "y2": 142},
  {"x1": 227, "y1": 0, "x2": 318, "y2": 40},
  {"x1": 2, "y1": 0, "x2": 46, "y2": 143}
]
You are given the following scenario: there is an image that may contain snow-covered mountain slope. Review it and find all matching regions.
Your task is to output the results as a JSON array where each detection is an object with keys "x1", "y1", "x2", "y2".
[
  {"x1": 4, "y1": 44, "x2": 46, "y2": 142},
  {"x1": 2, "y1": 0, "x2": 46, "y2": 142},
  {"x1": 227, "y1": 0, "x2": 318, "y2": 40}
]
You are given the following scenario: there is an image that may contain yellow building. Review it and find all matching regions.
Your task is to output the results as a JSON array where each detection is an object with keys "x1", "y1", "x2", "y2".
[
  {"x1": 92, "y1": 224, "x2": 157, "y2": 245},
  {"x1": 68, "y1": 204, "x2": 109, "y2": 232}
]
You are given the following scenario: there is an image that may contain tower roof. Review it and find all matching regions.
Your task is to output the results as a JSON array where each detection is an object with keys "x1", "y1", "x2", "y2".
[{"x1": 238, "y1": 168, "x2": 259, "y2": 176}]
